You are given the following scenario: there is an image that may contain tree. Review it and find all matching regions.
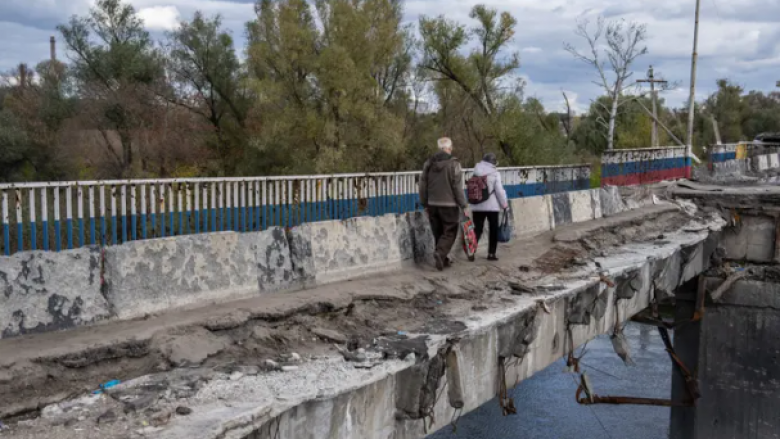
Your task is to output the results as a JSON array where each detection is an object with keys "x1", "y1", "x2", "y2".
[
  {"x1": 565, "y1": 17, "x2": 648, "y2": 151},
  {"x1": 0, "y1": 110, "x2": 32, "y2": 181},
  {"x1": 572, "y1": 94, "x2": 673, "y2": 153},
  {"x1": 742, "y1": 90, "x2": 780, "y2": 138},
  {"x1": 58, "y1": 0, "x2": 164, "y2": 177},
  {"x1": 560, "y1": 91, "x2": 575, "y2": 139},
  {"x1": 0, "y1": 60, "x2": 77, "y2": 181},
  {"x1": 419, "y1": 5, "x2": 520, "y2": 160},
  {"x1": 246, "y1": 0, "x2": 413, "y2": 173},
  {"x1": 704, "y1": 79, "x2": 747, "y2": 143},
  {"x1": 166, "y1": 12, "x2": 250, "y2": 175}
]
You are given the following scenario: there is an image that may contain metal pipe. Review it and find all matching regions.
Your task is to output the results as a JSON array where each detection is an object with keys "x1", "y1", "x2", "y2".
[{"x1": 580, "y1": 395, "x2": 692, "y2": 407}]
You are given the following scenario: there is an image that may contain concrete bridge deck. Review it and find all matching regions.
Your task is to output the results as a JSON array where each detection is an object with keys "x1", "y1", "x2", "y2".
[{"x1": 0, "y1": 198, "x2": 725, "y2": 439}]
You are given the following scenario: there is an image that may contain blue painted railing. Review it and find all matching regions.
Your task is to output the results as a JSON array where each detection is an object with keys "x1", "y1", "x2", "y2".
[{"x1": 0, "y1": 165, "x2": 590, "y2": 255}]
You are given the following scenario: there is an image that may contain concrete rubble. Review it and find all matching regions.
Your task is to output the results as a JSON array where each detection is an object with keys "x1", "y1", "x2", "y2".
[{"x1": 0, "y1": 188, "x2": 729, "y2": 439}]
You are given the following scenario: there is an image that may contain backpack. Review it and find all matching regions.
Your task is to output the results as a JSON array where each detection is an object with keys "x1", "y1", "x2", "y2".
[{"x1": 466, "y1": 175, "x2": 492, "y2": 204}]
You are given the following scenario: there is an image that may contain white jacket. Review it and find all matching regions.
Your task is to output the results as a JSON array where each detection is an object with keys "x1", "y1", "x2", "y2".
[{"x1": 469, "y1": 161, "x2": 508, "y2": 212}]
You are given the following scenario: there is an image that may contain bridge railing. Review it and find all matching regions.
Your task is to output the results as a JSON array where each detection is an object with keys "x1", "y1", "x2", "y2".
[
  {"x1": 709, "y1": 142, "x2": 780, "y2": 174},
  {"x1": 601, "y1": 146, "x2": 690, "y2": 186},
  {"x1": 0, "y1": 164, "x2": 590, "y2": 255}
]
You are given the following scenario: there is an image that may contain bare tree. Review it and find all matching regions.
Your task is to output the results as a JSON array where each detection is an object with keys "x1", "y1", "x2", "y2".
[
  {"x1": 561, "y1": 90, "x2": 574, "y2": 138},
  {"x1": 564, "y1": 17, "x2": 648, "y2": 150}
]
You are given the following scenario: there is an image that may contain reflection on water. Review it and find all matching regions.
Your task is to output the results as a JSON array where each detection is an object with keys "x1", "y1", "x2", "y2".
[{"x1": 429, "y1": 323, "x2": 671, "y2": 439}]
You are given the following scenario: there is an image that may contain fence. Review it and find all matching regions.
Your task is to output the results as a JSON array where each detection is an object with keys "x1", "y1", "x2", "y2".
[
  {"x1": 0, "y1": 164, "x2": 590, "y2": 255},
  {"x1": 601, "y1": 146, "x2": 690, "y2": 186},
  {"x1": 709, "y1": 142, "x2": 751, "y2": 175},
  {"x1": 708, "y1": 142, "x2": 780, "y2": 175}
]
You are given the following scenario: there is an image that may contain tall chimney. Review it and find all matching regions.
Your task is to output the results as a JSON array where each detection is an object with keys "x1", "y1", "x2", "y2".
[
  {"x1": 19, "y1": 63, "x2": 27, "y2": 88},
  {"x1": 50, "y1": 36, "x2": 56, "y2": 62}
]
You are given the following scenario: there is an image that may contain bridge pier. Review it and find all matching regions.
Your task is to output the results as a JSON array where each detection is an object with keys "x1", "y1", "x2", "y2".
[
  {"x1": 672, "y1": 268, "x2": 780, "y2": 439},
  {"x1": 670, "y1": 278, "x2": 702, "y2": 439}
]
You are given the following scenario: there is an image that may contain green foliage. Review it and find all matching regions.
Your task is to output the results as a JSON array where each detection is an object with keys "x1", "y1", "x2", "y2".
[
  {"x1": 58, "y1": 0, "x2": 161, "y2": 86},
  {"x1": 2, "y1": 0, "x2": 779, "y2": 184},
  {"x1": 58, "y1": 0, "x2": 164, "y2": 177},
  {"x1": 245, "y1": 0, "x2": 411, "y2": 174},
  {"x1": 0, "y1": 110, "x2": 31, "y2": 181},
  {"x1": 167, "y1": 12, "x2": 250, "y2": 175},
  {"x1": 573, "y1": 94, "x2": 678, "y2": 154},
  {"x1": 678, "y1": 79, "x2": 780, "y2": 150},
  {"x1": 419, "y1": 4, "x2": 574, "y2": 166},
  {"x1": 590, "y1": 160, "x2": 601, "y2": 188},
  {"x1": 705, "y1": 79, "x2": 748, "y2": 143}
]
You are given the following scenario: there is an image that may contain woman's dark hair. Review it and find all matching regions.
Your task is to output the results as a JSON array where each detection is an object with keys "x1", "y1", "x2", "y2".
[{"x1": 483, "y1": 153, "x2": 497, "y2": 165}]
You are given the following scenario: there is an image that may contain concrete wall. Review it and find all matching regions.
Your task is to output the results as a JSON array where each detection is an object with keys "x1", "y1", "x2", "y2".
[
  {"x1": 709, "y1": 144, "x2": 750, "y2": 177},
  {"x1": 105, "y1": 228, "x2": 296, "y2": 320},
  {"x1": 708, "y1": 143, "x2": 780, "y2": 177},
  {"x1": 720, "y1": 215, "x2": 776, "y2": 263},
  {"x1": 0, "y1": 246, "x2": 109, "y2": 338},
  {"x1": 0, "y1": 186, "x2": 645, "y2": 340},
  {"x1": 0, "y1": 228, "x2": 296, "y2": 336},
  {"x1": 105, "y1": 232, "x2": 258, "y2": 320},
  {"x1": 509, "y1": 196, "x2": 553, "y2": 236},
  {"x1": 288, "y1": 214, "x2": 413, "y2": 286},
  {"x1": 507, "y1": 189, "x2": 610, "y2": 237},
  {"x1": 602, "y1": 147, "x2": 690, "y2": 186},
  {"x1": 600, "y1": 186, "x2": 626, "y2": 216}
]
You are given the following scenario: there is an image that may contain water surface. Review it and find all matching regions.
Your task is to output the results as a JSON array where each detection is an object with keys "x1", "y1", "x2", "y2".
[{"x1": 430, "y1": 323, "x2": 671, "y2": 439}]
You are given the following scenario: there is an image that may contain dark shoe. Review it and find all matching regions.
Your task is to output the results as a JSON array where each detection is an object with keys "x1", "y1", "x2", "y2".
[
  {"x1": 434, "y1": 254, "x2": 445, "y2": 271},
  {"x1": 487, "y1": 254, "x2": 499, "y2": 261},
  {"x1": 444, "y1": 256, "x2": 453, "y2": 267}
]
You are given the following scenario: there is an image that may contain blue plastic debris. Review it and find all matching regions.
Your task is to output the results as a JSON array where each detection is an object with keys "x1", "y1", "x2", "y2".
[
  {"x1": 397, "y1": 331, "x2": 407, "y2": 336},
  {"x1": 93, "y1": 379, "x2": 121, "y2": 394}
]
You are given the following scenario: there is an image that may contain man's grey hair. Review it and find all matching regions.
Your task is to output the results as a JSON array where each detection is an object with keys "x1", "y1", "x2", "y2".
[{"x1": 437, "y1": 137, "x2": 453, "y2": 151}]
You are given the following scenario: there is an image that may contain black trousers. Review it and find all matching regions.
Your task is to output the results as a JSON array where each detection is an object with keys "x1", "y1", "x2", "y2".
[
  {"x1": 428, "y1": 206, "x2": 460, "y2": 260},
  {"x1": 473, "y1": 211, "x2": 499, "y2": 255}
]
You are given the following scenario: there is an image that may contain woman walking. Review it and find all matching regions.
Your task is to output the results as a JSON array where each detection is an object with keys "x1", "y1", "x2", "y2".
[{"x1": 468, "y1": 153, "x2": 508, "y2": 261}]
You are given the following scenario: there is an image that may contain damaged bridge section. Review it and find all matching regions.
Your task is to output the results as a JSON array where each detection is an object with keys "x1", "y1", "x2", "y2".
[
  {"x1": 0, "y1": 190, "x2": 726, "y2": 439},
  {"x1": 237, "y1": 214, "x2": 725, "y2": 439}
]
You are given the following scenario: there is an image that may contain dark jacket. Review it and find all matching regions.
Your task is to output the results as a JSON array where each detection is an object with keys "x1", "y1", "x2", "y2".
[{"x1": 419, "y1": 151, "x2": 468, "y2": 209}]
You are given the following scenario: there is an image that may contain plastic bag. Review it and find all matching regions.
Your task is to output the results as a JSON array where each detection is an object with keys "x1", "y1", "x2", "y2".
[{"x1": 460, "y1": 211, "x2": 478, "y2": 261}]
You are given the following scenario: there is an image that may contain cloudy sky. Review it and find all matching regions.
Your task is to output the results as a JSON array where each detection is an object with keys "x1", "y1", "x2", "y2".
[{"x1": 1, "y1": 0, "x2": 778, "y2": 113}]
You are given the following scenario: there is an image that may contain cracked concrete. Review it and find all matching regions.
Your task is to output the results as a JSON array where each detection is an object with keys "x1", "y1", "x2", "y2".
[
  {"x1": 0, "y1": 193, "x2": 727, "y2": 439},
  {"x1": 0, "y1": 246, "x2": 109, "y2": 339}
]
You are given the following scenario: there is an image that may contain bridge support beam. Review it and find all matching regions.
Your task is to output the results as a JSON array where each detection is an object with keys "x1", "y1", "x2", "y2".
[{"x1": 671, "y1": 269, "x2": 780, "y2": 439}]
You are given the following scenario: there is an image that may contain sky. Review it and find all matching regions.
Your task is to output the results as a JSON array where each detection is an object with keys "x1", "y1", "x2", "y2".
[{"x1": 1, "y1": 0, "x2": 779, "y2": 114}]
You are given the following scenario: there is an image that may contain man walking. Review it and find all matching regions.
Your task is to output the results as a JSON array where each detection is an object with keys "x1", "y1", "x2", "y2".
[{"x1": 419, "y1": 137, "x2": 468, "y2": 271}]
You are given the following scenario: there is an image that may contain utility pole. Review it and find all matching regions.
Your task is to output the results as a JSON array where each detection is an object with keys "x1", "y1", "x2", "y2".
[
  {"x1": 638, "y1": 65, "x2": 668, "y2": 147},
  {"x1": 710, "y1": 114, "x2": 722, "y2": 145},
  {"x1": 686, "y1": 0, "x2": 702, "y2": 169}
]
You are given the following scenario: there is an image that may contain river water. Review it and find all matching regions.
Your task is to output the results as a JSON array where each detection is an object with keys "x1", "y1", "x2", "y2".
[{"x1": 429, "y1": 323, "x2": 671, "y2": 439}]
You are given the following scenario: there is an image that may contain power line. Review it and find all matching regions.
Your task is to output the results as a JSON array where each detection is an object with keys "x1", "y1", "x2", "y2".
[{"x1": 709, "y1": 0, "x2": 723, "y2": 24}]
